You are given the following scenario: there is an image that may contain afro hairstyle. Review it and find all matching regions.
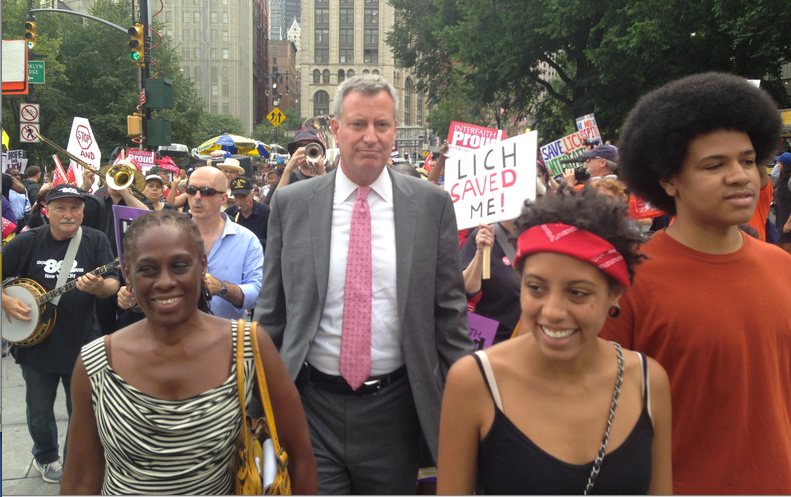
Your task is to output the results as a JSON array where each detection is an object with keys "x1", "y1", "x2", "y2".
[
  {"x1": 511, "y1": 189, "x2": 647, "y2": 291},
  {"x1": 617, "y1": 72, "x2": 782, "y2": 215}
]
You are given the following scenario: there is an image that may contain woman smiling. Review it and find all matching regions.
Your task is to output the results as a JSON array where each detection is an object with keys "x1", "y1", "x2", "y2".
[{"x1": 437, "y1": 191, "x2": 672, "y2": 495}]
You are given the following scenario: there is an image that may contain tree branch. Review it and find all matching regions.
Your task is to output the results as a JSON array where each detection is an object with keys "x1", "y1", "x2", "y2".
[
  {"x1": 530, "y1": 76, "x2": 573, "y2": 107},
  {"x1": 539, "y1": 53, "x2": 575, "y2": 90}
]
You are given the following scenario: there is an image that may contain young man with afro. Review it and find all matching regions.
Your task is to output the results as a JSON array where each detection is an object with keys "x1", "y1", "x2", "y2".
[{"x1": 600, "y1": 72, "x2": 791, "y2": 494}]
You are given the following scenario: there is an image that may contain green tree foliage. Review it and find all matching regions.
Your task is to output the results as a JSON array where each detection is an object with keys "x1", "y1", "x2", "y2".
[
  {"x1": 195, "y1": 113, "x2": 248, "y2": 145},
  {"x1": 2, "y1": 0, "x2": 206, "y2": 165},
  {"x1": 388, "y1": 0, "x2": 791, "y2": 142},
  {"x1": 251, "y1": 108, "x2": 305, "y2": 143}
]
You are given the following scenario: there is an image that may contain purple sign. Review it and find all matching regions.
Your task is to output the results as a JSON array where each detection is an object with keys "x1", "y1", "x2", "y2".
[
  {"x1": 112, "y1": 205, "x2": 150, "y2": 268},
  {"x1": 468, "y1": 312, "x2": 499, "y2": 351}
]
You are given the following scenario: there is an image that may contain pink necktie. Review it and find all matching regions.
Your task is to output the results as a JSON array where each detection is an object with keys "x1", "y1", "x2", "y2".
[{"x1": 340, "y1": 186, "x2": 373, "y2": 390}]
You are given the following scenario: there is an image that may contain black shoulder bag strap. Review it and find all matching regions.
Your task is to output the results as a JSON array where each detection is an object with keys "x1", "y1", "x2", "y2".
[
  {"x1": 50, "y1": 227, "x2": 83, "y2": 307},
  {"x1": 493, "y1": 223, "x2": 516, "y2": 266}
]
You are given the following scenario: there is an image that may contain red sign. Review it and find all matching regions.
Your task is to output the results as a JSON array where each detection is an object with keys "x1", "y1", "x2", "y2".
[
  {"x1": 125, "y1": 149, "x2": 156, "y2": 172},
  {"x1": 140, "y1": 89, "x2": 146, "y2": 104},
  {"x1": 447, "y1": 121, "x2": 506, "y2": 156},
  {"x1": 629, "y1": 196, "x2": 664, "y2": 220},
  {"x1": 75, "y1": 125, "x2": 93, "y2": 149}
]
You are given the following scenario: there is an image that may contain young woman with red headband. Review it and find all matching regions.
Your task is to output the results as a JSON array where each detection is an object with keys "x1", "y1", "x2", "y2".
[{"x1": 437, "y1": 190, "x2": 673, "y2": 495}]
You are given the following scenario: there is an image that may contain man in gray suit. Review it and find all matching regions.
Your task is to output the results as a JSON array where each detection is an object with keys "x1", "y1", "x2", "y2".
[{"x1": 254, "y1": 75, "x2": 473, "y2": 493}]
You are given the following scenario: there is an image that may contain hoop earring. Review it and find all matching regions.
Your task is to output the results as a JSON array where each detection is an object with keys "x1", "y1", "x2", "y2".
[{"x1": 608, "y1": 306, "x2": 621, "y2": 318}]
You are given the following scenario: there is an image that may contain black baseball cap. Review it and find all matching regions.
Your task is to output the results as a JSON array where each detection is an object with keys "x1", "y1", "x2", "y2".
[
  {"x1": 47, "y1": 184, "x2": 85, "y2": 204},
  {"x1": 287, "y1": 129, "x2": 325, "y2": 156},
  {"x1": 230, "y1": 176, "x2": 253, "y2": 195}
]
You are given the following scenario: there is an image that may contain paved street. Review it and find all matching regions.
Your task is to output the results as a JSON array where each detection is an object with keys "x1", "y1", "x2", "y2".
[{"x1": 2, "y1": 354, "x2": 66, "y2": 495}]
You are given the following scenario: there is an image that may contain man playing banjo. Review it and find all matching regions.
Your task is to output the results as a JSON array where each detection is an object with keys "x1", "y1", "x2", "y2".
[{"x1": 1, "y1": 184, "x2": 120, "y2": 484}]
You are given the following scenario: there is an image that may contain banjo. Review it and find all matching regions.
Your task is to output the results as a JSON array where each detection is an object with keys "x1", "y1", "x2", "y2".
[{"x1": 2, "y1": 258, "x2": 120, "y2": 348}]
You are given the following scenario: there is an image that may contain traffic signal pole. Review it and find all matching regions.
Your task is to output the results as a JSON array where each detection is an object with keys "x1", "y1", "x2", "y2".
[
  {"x1": 26, "y1": 0, "x2": 37, "y2": 168},
  {"x1": 140, "y1": 0, "x2": 152, "y2": 151}
]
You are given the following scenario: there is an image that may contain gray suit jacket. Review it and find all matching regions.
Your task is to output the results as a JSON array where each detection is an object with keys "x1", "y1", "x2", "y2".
[{"x1": 254, "y1": 167, "x2": 473, "y2": 460}]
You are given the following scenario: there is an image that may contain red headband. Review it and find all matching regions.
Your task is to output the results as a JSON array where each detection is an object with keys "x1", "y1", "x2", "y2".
[{"x1": 515, "y1": 223, "x2": 631, "y2": 288}]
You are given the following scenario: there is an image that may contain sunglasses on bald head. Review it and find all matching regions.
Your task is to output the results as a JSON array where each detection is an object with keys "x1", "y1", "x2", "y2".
[{"x1": 186, "y1": 185, "x2": 220, "y2": 196}]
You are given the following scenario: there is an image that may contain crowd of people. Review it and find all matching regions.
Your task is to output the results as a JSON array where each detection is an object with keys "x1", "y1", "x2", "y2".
[{"x1": 2, "y1": 72, "x2": 791, "y2": 495}]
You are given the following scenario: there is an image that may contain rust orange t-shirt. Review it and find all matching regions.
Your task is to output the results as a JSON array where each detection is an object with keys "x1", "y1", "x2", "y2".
[
  {"x1": 600, "y1": 230, "x2": 791, "y2": 494},
  {"x1": 747, "y1": 183, "x2": 773, "y2": 241}
]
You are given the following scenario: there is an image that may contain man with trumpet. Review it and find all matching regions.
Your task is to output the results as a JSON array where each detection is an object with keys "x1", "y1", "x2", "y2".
[
  {"x1": 276, "y1": 129, "x2": 328, "y2": 191},
  {"x1": 2, "y1": 184, "x2": 120, "y2": 484}
]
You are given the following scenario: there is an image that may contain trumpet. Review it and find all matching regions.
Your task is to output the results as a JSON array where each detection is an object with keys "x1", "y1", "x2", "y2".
[
  {"x1": 35, "y1": 133, "x2": 147, "y2": 196},
  {"x1": 304, "y1": 142, "x2": 325, "y2": 175}
]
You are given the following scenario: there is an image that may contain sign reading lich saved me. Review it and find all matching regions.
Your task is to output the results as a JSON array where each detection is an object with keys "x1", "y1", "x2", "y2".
[{"x1": 444, "y1": 131, "x2": 537, "y2": 230}]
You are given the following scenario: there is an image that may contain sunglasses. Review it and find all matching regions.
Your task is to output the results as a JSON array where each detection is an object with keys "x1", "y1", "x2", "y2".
[{"x1": 185, "y1": 185, "x2": 221, "y2": 196}]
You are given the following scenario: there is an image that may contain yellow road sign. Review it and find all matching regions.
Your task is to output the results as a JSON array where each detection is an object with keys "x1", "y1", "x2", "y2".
[
  {"x1": 422, "y1": 150, "x2": 429, "y2": 158},
  {"x1": 267, "y1": 107, "x2": 285, "y2": 127}
]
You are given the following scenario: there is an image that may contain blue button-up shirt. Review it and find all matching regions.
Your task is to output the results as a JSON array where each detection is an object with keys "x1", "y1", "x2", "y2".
[{"x1": 208, "y1": 212, "x2": 264, "y2": 320}]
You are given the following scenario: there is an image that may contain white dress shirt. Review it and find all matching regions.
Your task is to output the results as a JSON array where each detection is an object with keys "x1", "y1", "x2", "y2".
[{"x1": 306, "y1": 167, "x2": 403, "y2": 376}]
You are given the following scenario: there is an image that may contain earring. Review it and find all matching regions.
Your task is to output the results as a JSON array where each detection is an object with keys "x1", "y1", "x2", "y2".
[{"x1": 608, "y1": 306, "x2": 621, "y2": 318}]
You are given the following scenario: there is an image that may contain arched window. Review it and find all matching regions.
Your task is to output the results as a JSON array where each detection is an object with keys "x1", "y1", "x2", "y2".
[
  {"x1": 338, "y1": 69, "x2": 345, "y2": 83},
  {"x1": 404, "y1": 77, "x2": 413, "y2": 126},
  {"x1": 314, "y1": 90, "x2": 330, "y2": 116},
  {"x1": 323, "y1": 69, "x2": 330, "y2": 83},
  {"x1": 347, "y1": 69, "x2": 355, "y2": 78},
  {"x1": 372, "y1": 70, "x2": 379, "y2": 75},
  {"x1": 313, "y1": 69, "x2": 321, "y2": 83},
  {"x1": 363, "y1": 69, "x2": 370, "y2": 75}
]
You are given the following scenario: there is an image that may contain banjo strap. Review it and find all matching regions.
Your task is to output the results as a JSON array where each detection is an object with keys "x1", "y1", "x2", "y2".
[{"x1": 50, "y1": 227, "x2": 83, "y2": 307}]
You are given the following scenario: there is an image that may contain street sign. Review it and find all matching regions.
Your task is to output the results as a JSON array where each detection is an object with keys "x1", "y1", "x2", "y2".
[
  {"x1": 422, "y1": 150, "x2": 429, "y2": 158},
  {"x1": 20, "y1": 123, "x2": 40, "y2": 143},
  {"x1": 20, "y1": 103, "x2": 40, "y2": 123},
  {"x1": 267, "y1": 107, "x2": 285, "y2": 127},
  {"x1": 28, "y1": 60, "x2": 45, "y2": 84}
]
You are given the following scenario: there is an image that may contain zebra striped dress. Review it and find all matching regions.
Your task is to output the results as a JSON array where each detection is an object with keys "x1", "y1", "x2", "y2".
[{"x1": 81, "y1": 320, "x2": 255, "y2": 495}]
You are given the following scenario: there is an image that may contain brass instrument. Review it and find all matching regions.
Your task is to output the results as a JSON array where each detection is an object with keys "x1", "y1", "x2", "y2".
[
  {"x1": 302, "y1": 116, "x2": 340, "y2": 171},
  {"x1": 35, "y1": 133, "x2": 147, "y2": 196},
  {"x1": 99, "y1": 161, "x2": 147, "y2": 193},
  {"x1": 304, "y1": 143, "x2": 325, "y2": 175}
]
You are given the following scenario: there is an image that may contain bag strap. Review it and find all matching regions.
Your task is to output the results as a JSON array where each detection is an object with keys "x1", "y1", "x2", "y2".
[
  {"x1": 51, "y1": 227, "x2": 82, "y2": 306},
  {"x1": 250, "y1": 322, "x2": 285, "y2": 465},
  {"x1": 236, "y1": 319, "x2": 253, "y2": 464},
  {"x1": 493, "y1": 223, "x2": 516, "y2": 266}
]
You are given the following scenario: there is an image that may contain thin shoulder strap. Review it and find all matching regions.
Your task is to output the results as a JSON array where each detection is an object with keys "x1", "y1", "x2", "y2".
[
  {"x1": 636, "y1": 351, "x2": 652, "y2": 420},
  {"x1": 473, "y1": 350, "x2": 503, "y2": 411}
]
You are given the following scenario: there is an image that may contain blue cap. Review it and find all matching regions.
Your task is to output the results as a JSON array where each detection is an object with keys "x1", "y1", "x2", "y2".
[
  {"x1": 277, "y1": 158, "x2": 286, "y2": 164},
  {"x1": 774, "y1": 152, "x2": 791, "y2": 165}
]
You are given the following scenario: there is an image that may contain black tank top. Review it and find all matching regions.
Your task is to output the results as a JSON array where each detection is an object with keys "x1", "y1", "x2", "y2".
[{"x1": 474, "y1": 350, "x2": 654, "y2": 495}]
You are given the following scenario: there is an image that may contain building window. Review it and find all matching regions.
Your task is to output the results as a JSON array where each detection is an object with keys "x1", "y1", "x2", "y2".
[
  {"x1": 194, "y1": 12, "x2": 200, "y2": 23},
  {"x1": 340, "y1": 8, "x2": 353, "y2": 23},
  {"x1": 223, "y1": 103, "x2": 230, "y2": 114},
  {"x1": 273, "y1": 57, "x2": 277, "y2": 65},
  {"x1": 183, "y1": 29, "x2": 190, "y2": 41},
  {"x1": 364, "y1": 29, "x2": 377, "y2": 45},
  {"x1": 223, "y1": 84, "x2": 229, "y2": 97},
  {"x1": 194, "y1": 29, "x2": 201, "y2": 41},
  {"x1": 183, "y1": 11, "x2": 190, "y2": 22},
  {"x1": 314, "y1": 90, "x2": 330, "y2": 115},
  {"x1": 417, "y1": 93, "x2": 423, "y2": 125},
  {"x1": 165, "y1": 11, "x2": 173, "y2": 22},
  {"x1": 165, "y1": 0, "x2": 172, "y2": 4},
  {"x1": 222, "y1": 48, "x2": 230, "y2": 59},
  {"x1": 211, "y1": 102, "x2": 218, "y2": 113},
  {"x1": 211, "y1": 0, "x2": 217, "y2": 4},
  {"x1": 363, "y1": 69, "x2": 369, "y2": 75},
  {"x1": 364, "y1": 49, "x2": 378, "y2": 63},
  {"x1": 339, "y1": 49, "x2": 353, "y2": 63},
  {"x1": 222, "y1": 0, "x2": 228, "y2": 4},
  {"x1": 404, "y1": 78, "x2": 412, "y2": 125},
  {"x1": 211, "y1": 48, "x2": 218, "y2": 58},
  {"x1": 195, "y1": 48, "x2": 203, "y2": 58},
  {"x1": 183, "y1": 0, "x2": 189, "y2": 4},
  {"x1": 211, "y1": 66, "x2": 218, "y2": 81},
  {"x1": 315, "y1": 29, "x2": 329, "y2": 44},
  {"x1": 222, "y1": 67, "x2": 229, "y2": 81},
  {"x1": 222, "y1": 30, "x2": 229, "y2": 42},
  {"x1": 222, "y1": 12, "x2": 228, "y2": 23},
  {"x1": 372, "y1": 69, "x2": 379, "y2": 75},
  {"x1": 272, "y1": 46, "x2": 278, "y2": 54},
  {"x1": 166, "y1": 29, "x2": 173, "y2": 39},
  {"x1": 212, "y1": 84, "x2": 219, "y2": 96},
  {"x1": 315, "y1": 8, "x2": 329, "y2": 23},
  {"x1": 313, "y1": 69, "x2": 321, "y2": 83},
  {"x1": 211, "y1": 30, "x2": 218, "y2": 41},
  {"x1": 182, "y1": 47, "x2": 190, "y2": 59},
  {"x1": 185, "y1": 66, "x2": 190, "y2": 78},
  {"x1": 340, "y1": 29, "x2": 353, "y2": 45},
  {"x1": 338, "y1": 69, "x2": 345, "y2": 83},
  {"x1": 365, "y1": 0, "x2": 377, "y2": 3},
  {"x1": 323, "y1": 69, "x2": 330, "y2": 83},
  {"x1": 211, "y1": 12, "x2": 218, "y2": 23},
  {"x1": 364, "y1": 8, "x2": 378, "y2": 24},
  {"x1": 347, "y1": 69, "x2": 355, "y2": 78},
  {"x1": 315, "y1": 48, "x2": 329, "y2": 63}
]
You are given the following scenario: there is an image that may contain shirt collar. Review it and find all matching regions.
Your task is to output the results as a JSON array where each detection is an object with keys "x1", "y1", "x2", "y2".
[{"x1": 334, "y1": 165, "x2": 392, "y2": 205}]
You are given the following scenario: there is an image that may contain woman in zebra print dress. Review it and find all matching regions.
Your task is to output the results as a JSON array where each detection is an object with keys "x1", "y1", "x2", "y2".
[{"x1": 60, "y1": 210, "x2": 317, "y2": 494}]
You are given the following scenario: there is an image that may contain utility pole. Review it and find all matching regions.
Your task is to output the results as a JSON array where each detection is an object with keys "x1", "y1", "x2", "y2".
[
  {"x1": 26, "y1": 0, "x2": 37, "y2": 167},
  {"x1": 139, "y1": 0, "x2": 152, "y2": 150}
]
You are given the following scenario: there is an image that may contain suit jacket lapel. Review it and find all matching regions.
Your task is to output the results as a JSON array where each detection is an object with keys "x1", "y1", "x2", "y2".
[
  {"x1": 391, "y1": 169, "x2": 417, "y2": 326},
  {"x1": 308, "y1": 170, "x2": 336, "y2": 311}
]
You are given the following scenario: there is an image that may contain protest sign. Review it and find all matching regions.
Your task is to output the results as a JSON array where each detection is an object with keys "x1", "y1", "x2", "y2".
[
  {"x1": 125, "y1": 149, "x2": 156, "y2": 173},
  {"x1": 629, "y1": 196, "x2": 664, "y2": 220},
  {"x1": 446, "y1": 121, "x2": 507, "y2": 157},
  {"x1": 540, "y1": 131, "x2": 586, "y2": 175},
  {"x1": 67, "y1": 117, "x2": 101, "y2": 192},
  {"x1": 2, "y1": 150, "x2": 28, "y2": 173},
  {"x1": 468, "y1": 312, "x2": 499, "y2": 351},
  {"x1": 444, "y1": 131, "x2": 537, "y2": 230},
  {"x1": 113, "y1": 205, "x2": 150, "y2": 267}
]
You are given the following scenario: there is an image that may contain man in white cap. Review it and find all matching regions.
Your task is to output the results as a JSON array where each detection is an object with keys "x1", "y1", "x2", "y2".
[{"x1": 216, "y1": 157, "x2": 245, "y2": 183}]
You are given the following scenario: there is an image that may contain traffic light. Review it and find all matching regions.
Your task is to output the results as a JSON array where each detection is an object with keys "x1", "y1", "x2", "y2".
[
  {"x1": 128, "y1": 23, "x2": 144, "y2": 64},
  {"x1": 127, "y1": 114, "x2": 143, "y2": 137},
  {"x1": 25, "y1": 21, "x2": 37, "y2": 50}
]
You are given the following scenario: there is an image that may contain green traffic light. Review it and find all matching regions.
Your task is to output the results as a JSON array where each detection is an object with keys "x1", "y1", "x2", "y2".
[
  {"x1": 27, "y1": 41, "x2": 34, "y2": 50},
  {"x1": 130, "y1": 52, "x2": 141, "y2": 61}
]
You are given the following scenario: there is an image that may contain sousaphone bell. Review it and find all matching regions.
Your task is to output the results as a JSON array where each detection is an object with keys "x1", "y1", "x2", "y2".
[{"x1": 99, "y1": 160, "x2": 147, "y2": 192}]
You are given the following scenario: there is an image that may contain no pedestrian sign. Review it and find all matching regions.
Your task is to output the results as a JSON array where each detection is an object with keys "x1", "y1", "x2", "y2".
[
  {"x1": 20, "y1": 123, "x2": 41, "y2": 143},
  {"x1": 267, "y1": 107, "x2": 285, "y2": 127}
]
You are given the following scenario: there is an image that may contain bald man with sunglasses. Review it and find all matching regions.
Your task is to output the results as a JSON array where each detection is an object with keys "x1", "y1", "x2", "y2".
[{"x1": 187, "y1": 166, "x2": 263, "y2": 319}]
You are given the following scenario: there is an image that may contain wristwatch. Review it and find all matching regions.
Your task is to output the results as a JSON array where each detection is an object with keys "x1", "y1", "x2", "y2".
[{"x1": 219, "y1": 280, "x2": 228, "y2": 298}]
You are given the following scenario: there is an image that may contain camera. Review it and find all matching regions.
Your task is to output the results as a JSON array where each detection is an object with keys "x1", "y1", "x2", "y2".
[{"x1": 574, "y1": 166, "x2": 591, "y2": 182}]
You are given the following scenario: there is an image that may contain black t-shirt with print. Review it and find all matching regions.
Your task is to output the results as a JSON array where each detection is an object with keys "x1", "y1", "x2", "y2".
[{"x1": 3, "y1": 225, "x2": 120, "y2": 374}]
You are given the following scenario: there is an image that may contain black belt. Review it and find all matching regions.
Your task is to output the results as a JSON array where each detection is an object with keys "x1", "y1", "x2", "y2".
[{"x1": 302, "y1": 363, "x2": 407, "y2": 396}]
